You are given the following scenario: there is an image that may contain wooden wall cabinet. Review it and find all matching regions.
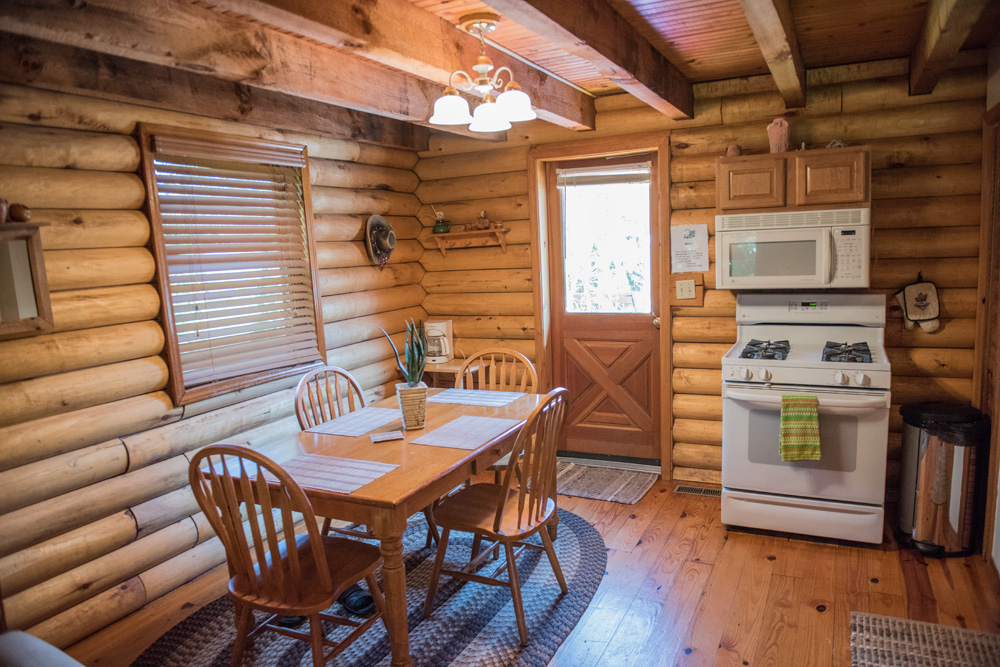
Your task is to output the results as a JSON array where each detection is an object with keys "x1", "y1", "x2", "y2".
[
  {"x1": 716, "y1": 155, "x2": 786, "y2": 209},
  {"x1": 717, "y1": 145, "x2": 869, "y2": 213}
]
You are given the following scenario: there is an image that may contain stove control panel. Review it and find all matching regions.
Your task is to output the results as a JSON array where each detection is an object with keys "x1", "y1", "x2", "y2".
[
  {"x1": 833, "y1": 370, "x2": 849, "y2": 385},
  {"x1": 787, "y1": 300, "x2": 829, "y2": 312}
]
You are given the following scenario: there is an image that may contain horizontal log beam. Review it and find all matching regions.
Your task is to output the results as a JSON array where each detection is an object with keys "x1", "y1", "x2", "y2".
[
  {"x1": 737, "y1": 0, "x2": 805, "y2": 108},
  {"x1": 200, "y1": 0, "x2": 596, "y2": 131},
  {"x1": 488, "y1": 0, "x2": 693, "y2": 118},
  {"x1": 910, "y1": 0, "x2": 991, "y2": 95}
]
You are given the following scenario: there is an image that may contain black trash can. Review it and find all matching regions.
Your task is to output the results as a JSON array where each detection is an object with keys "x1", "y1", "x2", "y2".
[{"x1": 898, "y1": 402, "x2": 990, "y2": 557}]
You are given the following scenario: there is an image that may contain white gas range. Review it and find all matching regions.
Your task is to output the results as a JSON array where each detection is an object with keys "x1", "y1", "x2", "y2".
[{"x1": 720, "y1": 293, "x2": 891, "y2": 544}]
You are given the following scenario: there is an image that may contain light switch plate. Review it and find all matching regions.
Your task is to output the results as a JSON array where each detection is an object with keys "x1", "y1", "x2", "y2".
[{"x1": 676, "y1": 279, "x2": 696, "y2": 300}]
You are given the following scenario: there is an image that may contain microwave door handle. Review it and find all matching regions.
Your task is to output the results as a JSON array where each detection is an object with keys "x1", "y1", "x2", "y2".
[
  {"x1": 819, "y1": 229, "x2": 832, "y2": 284},
  {"x1": 725, "y1": 389, "x2": 887, "y2": 409}
]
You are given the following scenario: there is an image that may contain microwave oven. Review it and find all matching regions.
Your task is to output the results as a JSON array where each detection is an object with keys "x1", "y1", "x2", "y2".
[{"x1": 715, "y1": 208, "x2": 870, "y2": 290}]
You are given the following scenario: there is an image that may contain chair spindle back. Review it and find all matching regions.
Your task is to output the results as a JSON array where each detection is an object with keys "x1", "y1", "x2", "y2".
[
  {"x1": 188, "y1": 445, "x2": 332, "y2": 606},
  {"x1": 455, "y1": 349, "x2": 538, "y2": 393},
  {"x1": 295, "y1": 366, "x2": 366, "y2": 429},
  {"x1": 495, "y1": 388, "x2": 568, "y2": 533}
]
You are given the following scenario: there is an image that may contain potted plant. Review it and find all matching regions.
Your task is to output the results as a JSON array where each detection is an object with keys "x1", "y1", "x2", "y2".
[{"x1": 382, "y1": 319, "x2": 428, "y2": 430}]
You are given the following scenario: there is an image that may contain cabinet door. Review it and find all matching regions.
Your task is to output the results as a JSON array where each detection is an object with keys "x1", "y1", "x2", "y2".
[
  {"x1": 794, "y1": 149, "x2": 867, "y2": 205},
  {"x1": 717, "y1": 155, "x2": 786, "y2": 209}
]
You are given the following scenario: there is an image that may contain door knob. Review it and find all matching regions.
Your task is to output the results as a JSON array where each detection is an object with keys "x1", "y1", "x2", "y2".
[{"x1": 652, "y1": 315, "x2": 661, "y2": 329}]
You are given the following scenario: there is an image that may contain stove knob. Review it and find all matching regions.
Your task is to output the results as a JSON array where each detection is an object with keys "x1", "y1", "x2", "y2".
[
  {"x1": 833, "y1": 370, "x2": 849, "y2": 385},
  {"x1": 738, "y1": 367, "x2": 753, "y2": 380},
  {"x1": 854, "y1": 372, "x2": 870, "y2": 387},
  {"x1": 760, "y1": 368, "x2": 772, "y2": 381}
]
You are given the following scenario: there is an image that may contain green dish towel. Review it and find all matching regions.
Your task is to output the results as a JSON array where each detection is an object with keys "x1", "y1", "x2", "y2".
[{"x1": 779, "y1": 395, "x2": 821, "y2": 461}]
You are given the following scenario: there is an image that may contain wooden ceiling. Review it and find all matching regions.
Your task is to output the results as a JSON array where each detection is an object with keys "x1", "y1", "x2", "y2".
[
  {"x1": 1, "y1": 0, "x2": 996, "y2": 147},
  {"x1": 409, "y1": 0, "x2": 997, "y2": 94}
]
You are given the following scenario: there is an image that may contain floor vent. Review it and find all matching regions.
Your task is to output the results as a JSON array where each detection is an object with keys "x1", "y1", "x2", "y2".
[{"x1": 673, "y1": 485, "x2": 722, "y2": 497}]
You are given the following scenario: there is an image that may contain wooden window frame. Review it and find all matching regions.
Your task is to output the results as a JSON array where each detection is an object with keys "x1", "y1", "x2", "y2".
[
  {"x1": 0, "y1": 222, "x2": 53, "y2": 340},
  {"x1": 139, "y1": 124, "x2": 326, "y2": 406}
]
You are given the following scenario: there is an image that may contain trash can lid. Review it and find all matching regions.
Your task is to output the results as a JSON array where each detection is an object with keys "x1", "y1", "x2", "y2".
[{"x1": 900, "y1": 402, "x2": 982, "y2": 426}]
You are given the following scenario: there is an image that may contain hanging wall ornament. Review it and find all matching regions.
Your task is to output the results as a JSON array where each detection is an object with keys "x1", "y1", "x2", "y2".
[
  {"x1": 894, "y1": 273, "x2": 940, "y2": 333},
  {"x1": 365, "y1": 214, "x2": 396, "y2": 270}
]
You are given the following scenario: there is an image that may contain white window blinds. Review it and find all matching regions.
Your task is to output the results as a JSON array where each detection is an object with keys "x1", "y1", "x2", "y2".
[
  {"x1": 143, "y1": 127, "x2": 323, "y2": 403},
  {"x1": 555, "y1": 162, "x2": 652, "y2": 187}
]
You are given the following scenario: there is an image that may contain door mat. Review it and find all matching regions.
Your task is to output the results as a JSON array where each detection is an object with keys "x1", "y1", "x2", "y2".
[
  {"x1": 851, "y1": 611, "x2": 1000, "y2": 667},
  {"x1": 132, "y1": 509, "x2": 606, "y2": 667},
  {"x1": 556, "y1": 461, "x2": 657, "y2": 504}
]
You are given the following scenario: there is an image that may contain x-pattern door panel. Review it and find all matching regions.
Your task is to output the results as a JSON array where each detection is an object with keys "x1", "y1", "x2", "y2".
[{"x1": 561, "y1": 324, "x2": 658, "y2": 459}]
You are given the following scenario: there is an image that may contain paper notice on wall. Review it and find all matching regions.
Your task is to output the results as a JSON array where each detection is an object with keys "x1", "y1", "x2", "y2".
[{"x1": 670, "y1": 224, "x2": 709, "y2": 273}]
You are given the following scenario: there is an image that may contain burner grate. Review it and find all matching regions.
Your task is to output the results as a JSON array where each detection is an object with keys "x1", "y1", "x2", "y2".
[
  {"x1": 740, "y1": 339, "x2": 790, "y2": 360},
  {"x1": 823, "y1": 341, "x2": 872, "y2": 363}
]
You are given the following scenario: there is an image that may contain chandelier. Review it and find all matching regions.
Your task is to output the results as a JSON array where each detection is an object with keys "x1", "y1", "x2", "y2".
[{"x1": 429, "y1": 12, "x2": 536, "y2": 132}]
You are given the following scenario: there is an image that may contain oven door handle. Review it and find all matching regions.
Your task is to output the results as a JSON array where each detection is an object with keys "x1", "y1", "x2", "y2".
[{"x1": 725, "y1": 389, "x2": 887, "y2": 409}]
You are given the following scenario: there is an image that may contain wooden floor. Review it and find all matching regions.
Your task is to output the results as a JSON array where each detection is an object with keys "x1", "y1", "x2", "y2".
[{"x1": 68, "y1": 478, "x2": 1000, "y2": 667}]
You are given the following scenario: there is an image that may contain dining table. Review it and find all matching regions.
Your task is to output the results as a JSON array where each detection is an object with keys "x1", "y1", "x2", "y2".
[{"x1": 255, "y1": 387, "x2": 545, "y2": 667}]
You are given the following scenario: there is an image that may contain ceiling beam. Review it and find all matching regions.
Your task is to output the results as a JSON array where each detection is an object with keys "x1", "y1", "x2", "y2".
[
  {"x1": 0, "y1": 34, "x2": 430, "y2": 152},
  {"x1": 910, "y1": 0, "x2": 991, "y2": 95},
  {"x1": 486, "y1": 0, "x2": 693, "y2": 119},
  {"x1": 200, "y1": 0, "x2": 596, "y2": 131},
  {"x1": 738, "y1": 0, "x2": 806, "y2": 108},
  {"x1": 0, "y1": 0, "x2": 482, "y2": 131}
]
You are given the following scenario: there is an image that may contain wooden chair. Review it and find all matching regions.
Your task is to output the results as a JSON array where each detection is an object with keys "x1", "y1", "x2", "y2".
[
  {"x1": 423, "y1": 388, "x2": 569, "y2": 647},
  {"x1": 188, "y1": 445, "x2": 385, "y2": 667},
  {"x1": 294, "y1": 365, "x2": 440, "y2": 546},
  {"x1": 294, "y1": 365, "x2": 366, "y2": 430},
  {"x1": 454, "y1": 348, "x2": 538, "y2": 393}
]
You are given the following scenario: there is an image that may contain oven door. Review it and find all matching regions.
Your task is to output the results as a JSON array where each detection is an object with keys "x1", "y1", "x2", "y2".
[
  {"x1": 716, "y1": 227, "x2": 831, "y2": 289},
  {"x1": 721, "y1": 383, "x2": 889, "y2": 505}
]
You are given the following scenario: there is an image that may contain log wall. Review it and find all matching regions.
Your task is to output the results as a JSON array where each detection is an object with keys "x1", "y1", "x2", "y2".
[
  {"x1": 0, "y1": 84, "x2": 423, "y2": 647},
  {"x1": 413, "y1": 57, "x2": 986, "y2": 489}
]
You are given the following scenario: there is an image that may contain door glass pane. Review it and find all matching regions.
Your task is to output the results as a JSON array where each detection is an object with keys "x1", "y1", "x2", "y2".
[{"x1": 559, "y1": 163, "x2": 651, "y2": 313}]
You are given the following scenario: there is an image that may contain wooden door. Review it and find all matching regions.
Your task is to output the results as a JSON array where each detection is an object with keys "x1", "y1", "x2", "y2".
[{"x1": 547, "y1": 154, "x2": 661, "y2": 462}]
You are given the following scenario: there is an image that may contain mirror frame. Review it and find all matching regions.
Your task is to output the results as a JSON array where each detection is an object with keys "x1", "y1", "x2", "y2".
[{"x1": 0, "y1": 222, "x2": 53, "y2": 340}]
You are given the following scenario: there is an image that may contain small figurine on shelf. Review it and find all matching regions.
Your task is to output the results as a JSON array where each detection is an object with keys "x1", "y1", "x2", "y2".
[{"x1": 475, "y1": 210, "x2": 491, "y2": 230}]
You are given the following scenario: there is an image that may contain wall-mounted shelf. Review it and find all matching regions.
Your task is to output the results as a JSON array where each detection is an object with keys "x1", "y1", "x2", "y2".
[{"x1": 433, "y1": 227, "x2": 509, "y2": 257}]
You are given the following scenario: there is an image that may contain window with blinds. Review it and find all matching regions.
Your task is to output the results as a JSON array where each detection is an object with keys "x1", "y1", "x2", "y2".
[{"x1": 141, "y1": 125, "x2": 325, "y2": 405}]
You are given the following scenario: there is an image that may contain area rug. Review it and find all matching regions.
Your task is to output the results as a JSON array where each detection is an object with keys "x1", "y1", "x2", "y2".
[
  {"x1": 556, "y1": 460, "x2": 657, "y2": 504},
  {"x1": 851, "y1": 612, "x2": 1000, "y2": 667},
  {"x1": 133, "y1": 509, "x2": 605, "y2": 666}
]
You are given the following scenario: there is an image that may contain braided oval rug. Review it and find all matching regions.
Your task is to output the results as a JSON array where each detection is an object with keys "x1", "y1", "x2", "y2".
[{"x1": 133, "y1": 509, "x2": 605, "y2": 667}]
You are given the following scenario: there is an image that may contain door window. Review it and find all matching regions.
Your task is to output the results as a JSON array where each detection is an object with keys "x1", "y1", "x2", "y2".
[{"x1": 556, "y1": 161, "x2": 652, "y2": 314}]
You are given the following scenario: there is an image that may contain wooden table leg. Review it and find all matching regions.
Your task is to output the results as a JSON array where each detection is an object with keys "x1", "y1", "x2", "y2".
[{"x1": 373, "y1": 511, "x2": 411, "y2": 667}]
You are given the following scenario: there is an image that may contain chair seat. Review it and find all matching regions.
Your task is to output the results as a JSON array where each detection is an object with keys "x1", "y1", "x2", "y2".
[
  {"x1": 433, "y1": 483, "x2": 555, "y2": 539},
  {"x1": 230, "y1": 534, "x2": 382, "y2": 614}
]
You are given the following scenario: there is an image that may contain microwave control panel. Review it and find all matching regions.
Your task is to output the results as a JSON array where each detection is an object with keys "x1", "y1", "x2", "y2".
[{"x1": 830, "y1": 226, "x2": 869, "y2": 286}]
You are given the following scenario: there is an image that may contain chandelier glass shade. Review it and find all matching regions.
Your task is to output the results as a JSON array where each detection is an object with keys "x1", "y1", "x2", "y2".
[{"x1": 429, "y1": 13, "x2": 536, "y2": 132}]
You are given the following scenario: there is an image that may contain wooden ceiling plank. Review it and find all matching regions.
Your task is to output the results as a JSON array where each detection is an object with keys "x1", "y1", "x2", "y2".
[
  {"x1": 0, "y1": 0, "x2": 459, "y2": 126},
  {"x1": 909, "y1": 0, "x2": 991, "y2": 95},
  {"x1": 486, "y1": 0, "x2": 694, "y2": 119},
  {"x1": 0, "y1": 34, "x2": 429, "y2": 152},
  {"x1": 199, "y1": 0, "x2": 596, "y2": 131},
  {"x1": 737, "y1": 0, "x2": 806, "y2": 108}
]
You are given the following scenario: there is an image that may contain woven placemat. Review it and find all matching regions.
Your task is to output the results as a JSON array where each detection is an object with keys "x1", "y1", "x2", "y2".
[
  {"x1": 427, "y1": 388, "x2": 524, "y2": 407},
  {"x1": 305, "y1": 407, "x2": 400, "y2": 437},
  {"x1": 133, "y1": 509, "x2": 606, "y2": 667},
  {"x1": 556, "y1": 461, "x2": 657, "y2": 504},
  {"x1": 411, "y1": 415, "x2": 521, "y2": 450},
  {"x1": 851, "y1": 611, "x2": 1000, "y2": 667}
]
